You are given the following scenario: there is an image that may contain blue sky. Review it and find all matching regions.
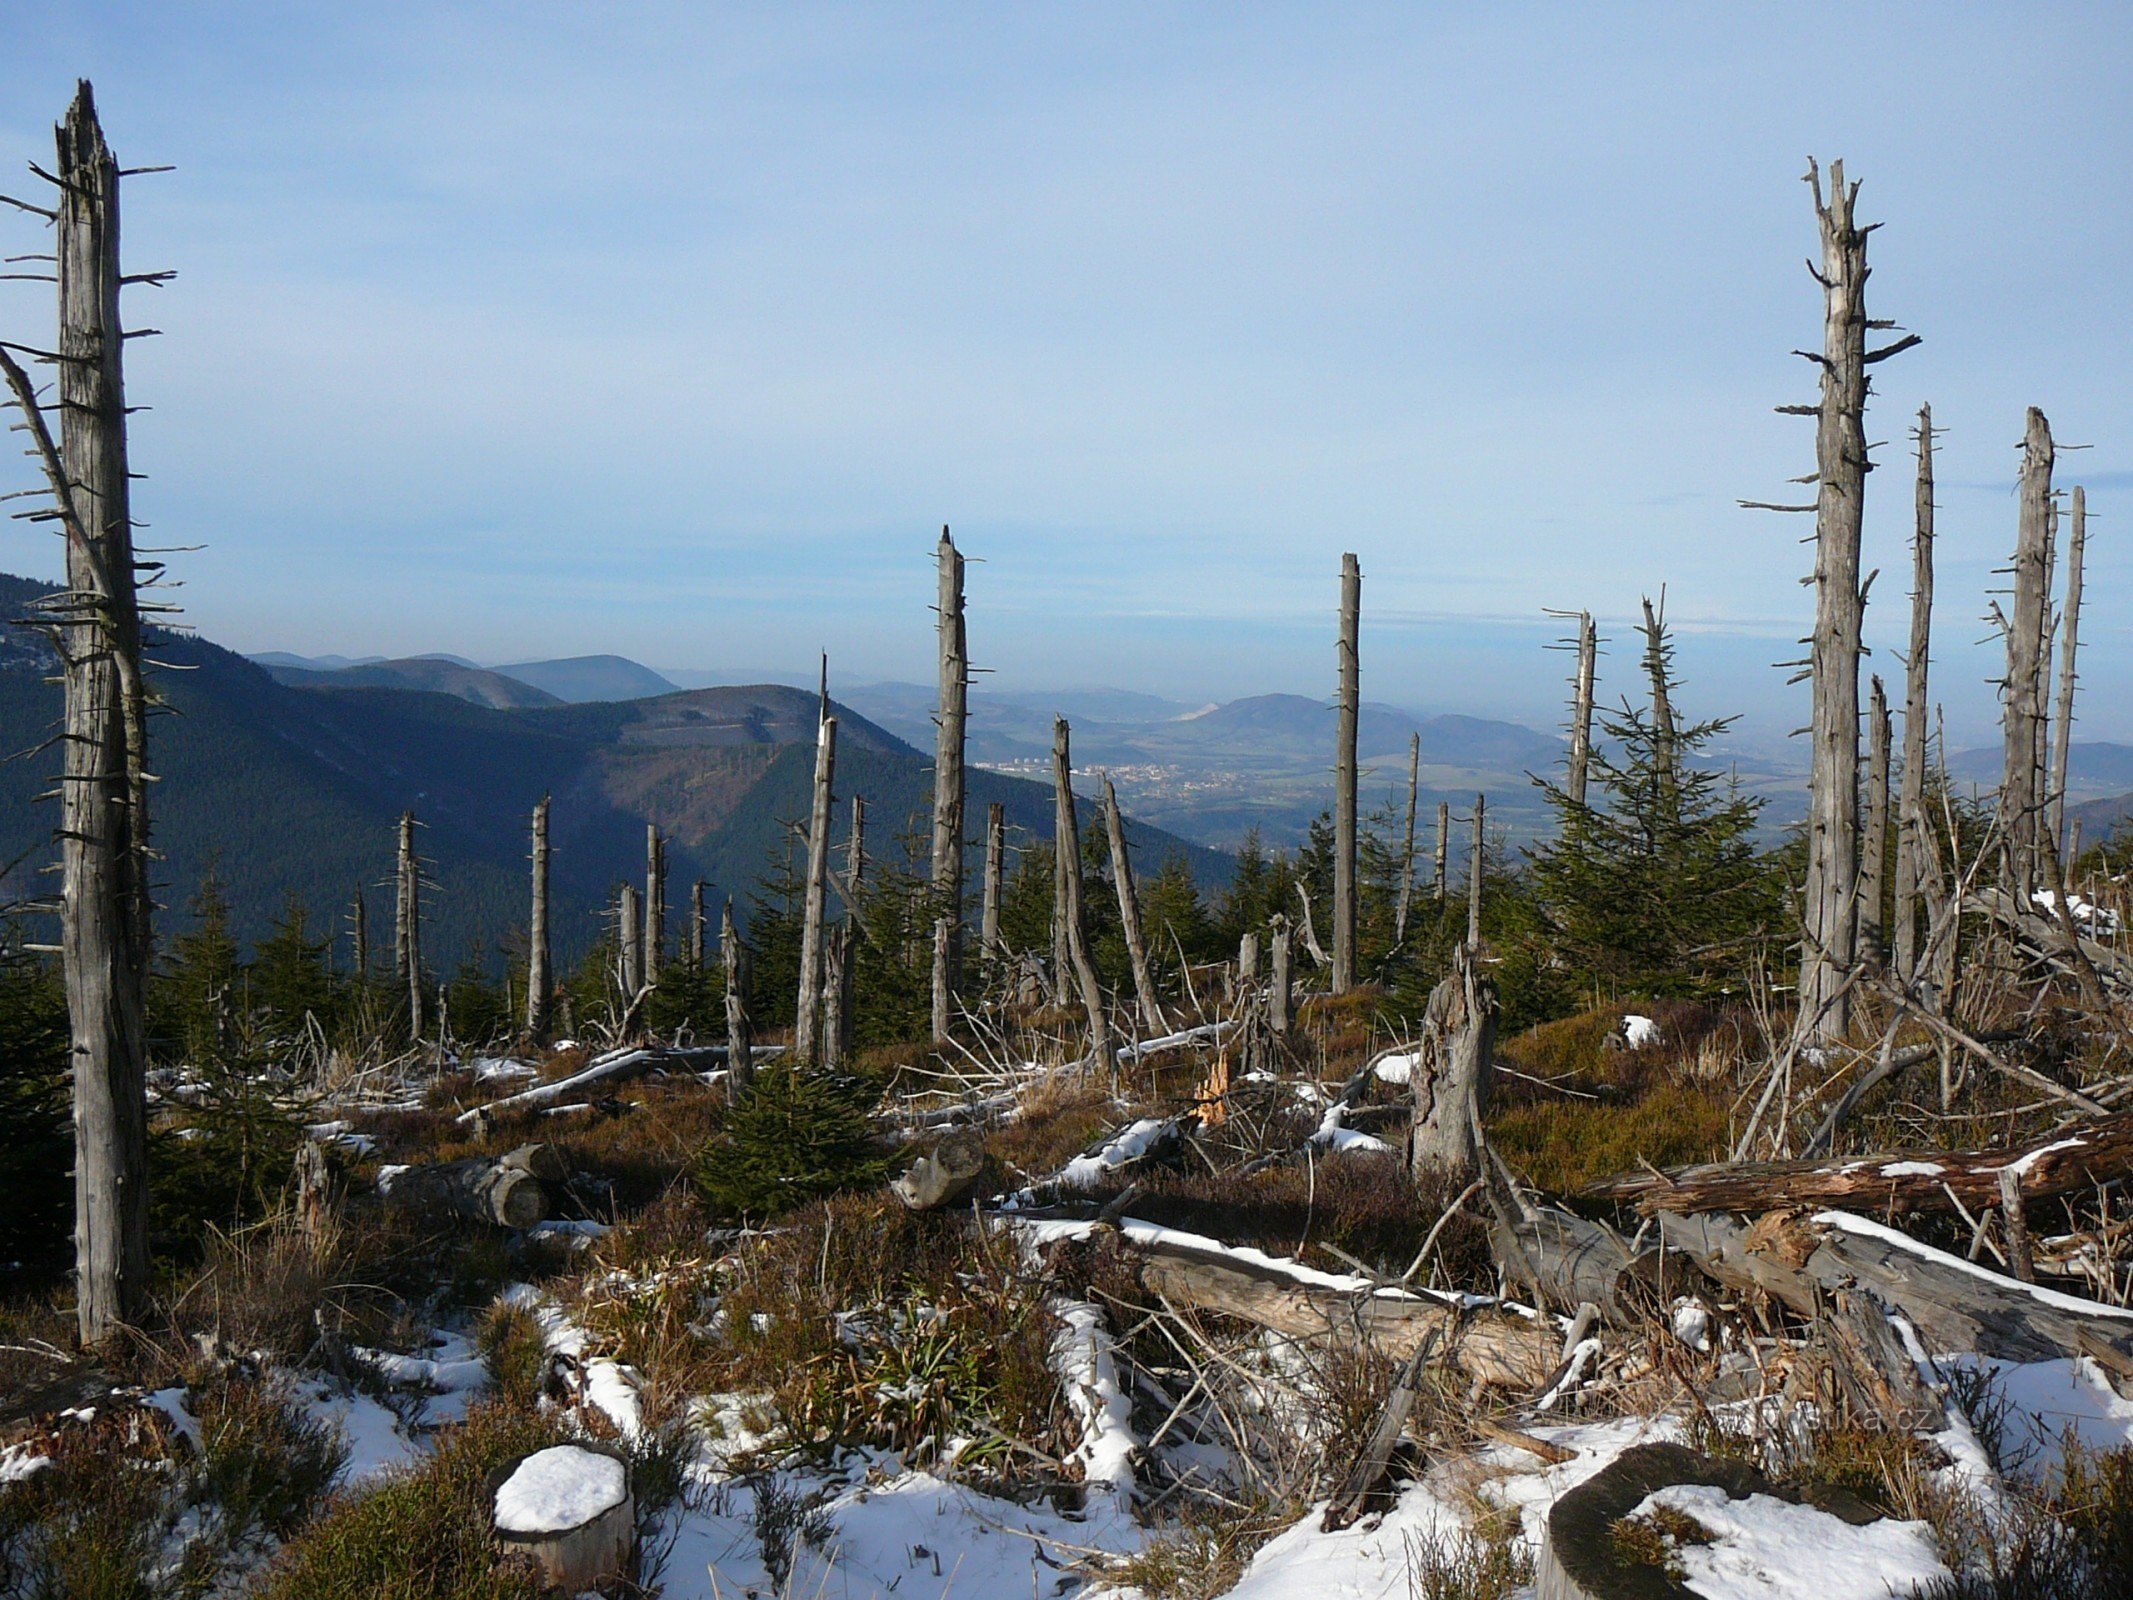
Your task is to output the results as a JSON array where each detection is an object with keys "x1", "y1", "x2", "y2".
[{"x1": 2, "y1": 3, "x2": 2128, "y2": 748}]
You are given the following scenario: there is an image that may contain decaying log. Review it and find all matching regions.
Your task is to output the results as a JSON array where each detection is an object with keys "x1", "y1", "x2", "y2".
[
  {"x1": 1587, "y1": 1110, "x2": 2133, "y2": 1215},
  {"x1": 1489, "y1": 1199, "x2": 1660, "y2": 1325},
  {"x1": 1657, "y1": 1209, "x2": 2133, "y2": 1374},
  {"x1": 454, "y1": 1044, "x2": 730, "y2": 1124},
  {"x1": 893, "y1": 1126, "x2": 986, "y2": 1212},
  {"x1": 1822, "y1": 1285, "x2": 1947, "y2": 1430},
  {"x1": 1973, "y1": 884, "x2": 2133, "y2": 994},
  {"x1": 380, "y1": 1145, "x2": 557, "y2": 1229},
  {"x1": 1116, "y1": 1226, "x2": 1554, "y2": 1389}
]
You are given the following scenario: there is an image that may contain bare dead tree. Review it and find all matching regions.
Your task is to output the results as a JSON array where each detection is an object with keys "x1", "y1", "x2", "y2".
[
  {"x1": 1568, "y1": 609, "x2": 1597, "y2": 809},
  {"x1": 1409, "y1": 942, "x2": 1499, "y2": 1187},
  {"x1": 930, "y1": 527, "x2": 967, "y2": 1040},
  {"x1": 1103, "y1": 774, "x2": 1162, "y2": 1033},
  {"x1": 0, "y1": 82, "x2": 156, "y2": 1341},
  {"x1": 722, "y1": 897, "x2": 753, "y2": 1093},
  {"x1": 396, "y1": 812, "x2": 424, "y2": 1042},
  {"x1": 618, "y1": 883, "x2": 644, "y2": 1002},
  {"x1": 847, "y1": 793, "x2": 867, "y2": 892},
  {"x1": 351, "y1": 886, "x2": 368, "y2": 979},
  {"x1": 1052, "y1": 718, "x2": 1109, "y2": 1059},
  {"x1": 1434, "y1": 799, "x2": 1449, "y2": 903},
  {"x1": 1894, "y1": 405, "x2": 1936, "y2": 982},
  {"x1": 1467, "y1": 794, "x2": 1485, "y2": 950},
  {"x1": 2002, "y1": 408, "x2": 2055, "y2": 891},
  {"x1": 1269, "y1": 912, "x2": 1292, "y2": 1040},
  {"x1": 981, "y1": 800, "x2": 1004, "y2": 967},
  {"x1": 1333, "y1": 552, "x2": 1361, "y2": 993},
  {"x1": 1863, "y1": 676, "x2": 1891, "y2": 968},
  {"x1": 1394, "y1": 731, "x2": 1420, "y2": 944},
  {"x1": 794, "y1": 707, "x2": 837, "y2": 1063},
  {"x1": 2050, "y1": 484, "x2": 2087, "y2": 858},
  {"x1": 643, "y1": 823, "x2": 665, "y2": 987},
  {"x1": 823, "y1": 924, "x2": 849, "y2": 1070},
  {"x1": 689, "y1": 879, "x2": 706, "y2": 970},
  {"x1": 526, "y1": 795, "x2": 551, "y2": 1038},
  {"x1": 1771, "y1": 159, "x2": 1913, "y2": 1045}
]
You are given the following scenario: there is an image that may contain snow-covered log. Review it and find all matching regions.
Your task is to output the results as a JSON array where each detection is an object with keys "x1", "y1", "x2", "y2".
[{"x1": 453, "y1": 1044, "x2": 735, "y2": 1125}]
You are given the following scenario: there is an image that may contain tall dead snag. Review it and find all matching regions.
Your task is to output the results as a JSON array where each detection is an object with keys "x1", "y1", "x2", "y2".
[
  {"x1": 0, "y1": 83, "x2": 157, "y2": 1343},
  {"x1": 1103, "y1": 774, "x2": 1162, "y2": 1034},
  {"x1": 689, "y1": 880, "x2": 706, "y2": 970},
  {"x1": 2000, "y1": 408, "x2": 2055, "y2": 891},
  {"x1": 1434, "y1": 800, "x2": 1449, "y2": 902},
  {"x1": 1467, "y1": 794, "x2": 1485, "y2": 950},
  {"x1": 1776, "y1": 161, "x2": 1915, "y2": 1044},
  {"x1": 1862, "y1": 677, "x2": 1891, "y2": 967},
  {"x1": 618, "y1": 884, "x2": 644, "y2": 1001},
  {"x1": 847, "y1": 794, "x2": 866, "y2": 892},
  {"x1": 1052, "y1": 719, "x2": 1110, "y2": 1060},
  {"x1": 2050, "y1": 485, "x2": 2087, "y2": 858},
  {"x1": 721, "y1": 898, "x2": 753, "y2": 1093},
  {"x1": 1894, "y1": 406, "x2": 1936, "y2": 983},
  {"x1": 794, "y1": 709, "x2": 837, "y2": 1063},
  {"x1": 1409, "y1": 942, "x2": 1499, "y2": 1187},
  {"x1": 823, "y1": 928, "x2": 849, "y2": 1070},
  {"x1": 1268, "y1": 913, "x2": 1292, "y2": 1040},
  {"x1": 396, "y1": 812, "x2": 424, "y2": 1041},
  {"x1": 351, "y1": 887, "x2": 368, "y2": 977},
  {"x1": 1332, "y1": 552, "x2": 1361, "y2": 993},
  {"x1": 526, "y1": 796, "x2": 552, "y2": 1038},
  {"x1": 1393, "y1": 732, "x2": 1420, "y2": 944},
  {"x1": 980, "y1": 801, "x2": 1004, "y2": 968},
  {"x1": 930, "y1": 527, "x2": 967, "y2": 1040},
  {"x1": 643, "y1": 824, "x2": 665, "y2": 987},
  {"x1": 1567, "y1": 610, "x2": 1597, "y2": 809}
]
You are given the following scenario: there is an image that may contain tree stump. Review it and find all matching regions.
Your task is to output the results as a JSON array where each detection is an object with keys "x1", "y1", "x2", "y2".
[
  {"x1": 892, "y1": 1127, "x2": 986, "y2": 1211},
  {"x1": 493, "y1": 1443, "x2": 634, "y2": 1591}
]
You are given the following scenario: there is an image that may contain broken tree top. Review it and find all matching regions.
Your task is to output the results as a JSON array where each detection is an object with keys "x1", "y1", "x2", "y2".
[{"x1": 493, "y1": 1445, "x2": 628, "y2": 1535}]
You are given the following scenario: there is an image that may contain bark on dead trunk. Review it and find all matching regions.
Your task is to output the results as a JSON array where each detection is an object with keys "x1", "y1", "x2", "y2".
[
  {"x1": 981, "y1": 801, "x2": 1004, "y2": 968},
  {"x1": 794, "y1": 711, "x2": 837, "y2": 1063},
  {"x1": 930, "y1": 528, "x2": 967, "y2": 1040},
  {"x1": 689, "y1": 880, "x2": 706, "y2": 971},
  {"x1": 1894, "y1": 405, "x2": 1936, "y2": 984},
  {"x1": 1862, "y1": 677, "x2": 1890, "y2": 969},
  {"x1": 1333, "y1": 552, "x2": 1361, "y2": 993},
  {"x1": 1268, "y1": 914, "x2": 1292, "y2": 1040},
  {"x1": 1409, "y1": 942, "x2": 1498, "y2": 1187},
  {"x1": 1103, "y1": 774, "x2": 1163, "y2": 1034},
  {"x1": 721, "y1": 898, "x2": 752, "y2": 1094},
  {"x1": 1568, "y1": 611, "x2": 1597, "y2": 810},
  {"x1": 2050, "y1": 485, "x2": 2086, "y2": 860},
  {"x1": 643, "y1": 825, "x2": 665, "y2": 987},
  {"x1": 618, "y1": 884, "x2": 643, "y2": 1003},
  {"x1": 526, "y1": 796, "x2": 552, "y2": 1038},
  {"x1": 2002, "y1": 408, "x2": 2055, "y2": 892}
]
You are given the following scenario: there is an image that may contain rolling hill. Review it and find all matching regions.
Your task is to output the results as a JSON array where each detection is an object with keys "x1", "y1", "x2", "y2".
[
  {"x1": 261, "y1": 655, "x2": 563, "y2": 710},
  {"x1": 0, "y1": 576, "x2": 1223, "y2": 966}
]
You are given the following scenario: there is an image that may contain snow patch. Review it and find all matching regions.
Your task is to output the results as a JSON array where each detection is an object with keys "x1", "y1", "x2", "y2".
[
  {"x1": 1636, "y1": 1482, "x2": 1948, "y2": 1598},
  {"x1": 1622, "y1": 1014, "x2": 1662, "y2": 1050},
  {"x1": 1372, "y1": 1052, "x2": 1415, "y2": 1085}
]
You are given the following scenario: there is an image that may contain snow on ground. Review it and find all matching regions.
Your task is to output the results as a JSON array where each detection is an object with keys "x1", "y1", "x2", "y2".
[
  {"x1": 1051, "y1": 1299, "x2": 1137, "y2": 1516},
  {"x1": 494, "y1": 1444, "x2": 628, "y2": 1533},
  {"x1": 0, "y1": 1443, "x2": 48, "y2": 1484},
  {"x1": 2030, "y1": 887, "x2": 2123, "y2": 935},
  {"x1": 1372, "y1": 1052, "x2": 1414, "y2": 1085},
  {"x1": 1636, "y1": 1483, "x2": 1947, "y2": 1599},
  {"x1": 1622, "y1": 1014, "x2": 1662, "y2": 1049},
  {"x1": 1932, "y1": 1353, "x2": 2133, "y2": 1476}
]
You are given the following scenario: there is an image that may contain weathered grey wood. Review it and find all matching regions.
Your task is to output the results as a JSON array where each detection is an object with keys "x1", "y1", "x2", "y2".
[
  {"x1": 1434, "y1": 799, "x2": 1449, "y2": 902},
  {"x1": 380, "y1": 1150, "x2": 550, "y2": 1229},
  {"x1": 847, "y1": 794, "x2": 866, "y2": 891},
  {"x1": 1103, "y1": 774, "x2": 1163, "y2": 1034},
  {"x1": 688, "y1": 879, "x2": 706, "y2": 971},
  {"x1": 1410, "y1": 942, "x2": 1498, "y2": 1186},
  {"x1": 1999, "y1": 1162, "x2": 2035, "y2": 1283},
  {"x1": 823, "y1": 921, "x2": 849, "y2": 1070},
  {"x1": 643, "y1": 824, "x2": 665, "y2": 986},
  {"x1": 794, "y1": 709, "x2": 837, "y2": 1063},
  {"x1": 1238, "y1": 932, "x2": 1259, "y2": 989},
  {"x1": 721, "y1": 898, "x2": 752, "y2": 1094},
  {"x1": 2002, "y1": 407, "x2": 2055, "y2": 891},
  {"x1": 1467, "y1": 794, "x2": 1485, "y2": 950},
  {"x1": 1321, "y1": 1325, "x2": 1441, "y2": 1531},
  {"x1": 617, "y1": 884, "x2": 643, "y2": 1002},
  {"x1": 1796, "y1": 159, "x2": 1888, "y2": 1047},
  {"x1": 1567, "y1": 610, "x2": 1597, "y2": 810},
  {"x1": 1052, "y1": 720, "x2": 1110, "y2": 1060},
  {"x1": 931, "y1": 528, "x2": 967, "y2": 1040},
  {"x1": 351, "y1": 886, "x2": 368, "y2": 980},
  {"x1": 1862, "y1": 676, "x2": 1890, "y2": 967},
  {"x1": 1333, "y1": 552, "x2": 1361, "y2": 993},
  {"x1": 526, "y1": 796, "x2": 551, "y2": 1038},
  {"x1": 397, "y1": 812, "x2": 424, "y2": 1042},
  {"x1": 1394, "y1": 731, "x2": 1420, "y2": 944},
  {"x1": 1489, "y1": 1195, "x2": 1658, "y2": 1324},
  {"x1": 981, "y1": 801, "x2": 1004, "y2": 966},
  {"x1": 893, "y1": 1126, "x2": 986, "y2": 1212},
  {"x1": 1268, "y1": 913, "x2": 1291, "y2": 1039},
  {"x1": 1824, "y1": 1285, "x2": 1948, "y2": 1430},
  {"x1": 1894, "y1": 405, "x2": 1936, "y2": 984},
  {"x1": 2050, "y1": 485, "x2": 2086, "y2": 858}
]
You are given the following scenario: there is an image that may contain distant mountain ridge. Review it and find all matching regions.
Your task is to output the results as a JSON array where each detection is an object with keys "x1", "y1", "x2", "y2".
[{"x1": 263, "y1": 656, "x2": 562, "y2": 710}]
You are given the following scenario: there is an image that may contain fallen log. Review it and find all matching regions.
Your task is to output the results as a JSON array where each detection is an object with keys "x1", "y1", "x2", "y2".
[
  {"x1": 454, "y1": 1044, "x2": 743, "y2": 1125},
  {"x1": 1585, "y1": 1110, "x2": 2133, "y2": 1216},
  {"x1": 1110, "y1": 1220, "x2": 1556, "y2": 1390},
  {"x1": 378, "y1": 1145, "x2": 557, "y2": 1229},
  {"x1": 1658, "y1": 1208, "x2": 2133, "y2": 1376},
  {"x1": 1975, "y1": 885, "x2": 2133, "y2": 993}
]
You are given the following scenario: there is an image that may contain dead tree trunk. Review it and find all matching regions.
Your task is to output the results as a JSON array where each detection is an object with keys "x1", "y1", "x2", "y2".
[
  {"x1": 1894, "y1": 405, "x2": 1936, "y2": 984},
  {"x1": 1434, "y1": 800, "x2": 1450, "y2": 903},
  {"x1": 397, "y1": 812, "x2": 424, "y2": 1042},
  {"x1": 1467, "y1": 794, "x2": 1485, "y2": 950},
  {"x1": 1053, "y1": 719, "x2": 1110, "y2": 1059},
  {"x1": 981, "y1": 801, "x2": 1004, "y2": 967},
  {"x1": 1862, "y1": 677, "x2": 1890, "y2": 968},
  {"x1": 930, "y1": 527, "x2": 967, "y2": 1040},
  {"x1": 847, "y1": 794, "x2": 866, "y2": 892},
  {"x1": 1051, "y1": 731, "x2": 1073, "y2": 1008},
  {"x1": 352, "y1": 888, "x2": 368, "y2": 979},
  {"x1": 1103, "y1": 775, "x2": 1163, "y2": 1034},
  {"x1": 2051, "y1": 484, "x2": 2086, "y2": 859},
  {"x1": 721, "y1": 898, "x2": 753, "y2": 1094},
  {"x1": 689, "y1": 880, "x2": 706, "y2": 970},
  {"x1": 1793, "y1": 159, "x2": 1902, "y2": 1046},
  {"x1": 823, "y1": 924, "x2": 849, "y2": 1070},
  {"x1": 2002, "y1": 407, "x2": 2055, "y2": 892},
  {"x1": 643, "y1": 825, "x2": 665, "y2": 987},
  {"x1": 3, "y1": 84, "x2": 157, "y2": 1345},
  {"x1": 1332, "y1": 552, "x2": 1361, "y2": 993},
  {"x1": 1394, "y1": 731, "x2": 1420, "y2": 944},
  {"x1": 1268, "y1": 913, "x2": 1292, "y2": 1039},
  {"x1": 618, "y1": 884, "x2": 643, "y2": 1002},
  {"x1": 794, "y1": 711, "x2": 837, "y2": 1063},
  {"x1": 1567, "y1": 610, "x2": 1597, "y2": 810},
  {"x1": 526, "y1": 796, "x2": 551, "y2": 1038},
  {"x1": 1409, "y1": 942, "x2": 1499, "y2": 1188}
]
